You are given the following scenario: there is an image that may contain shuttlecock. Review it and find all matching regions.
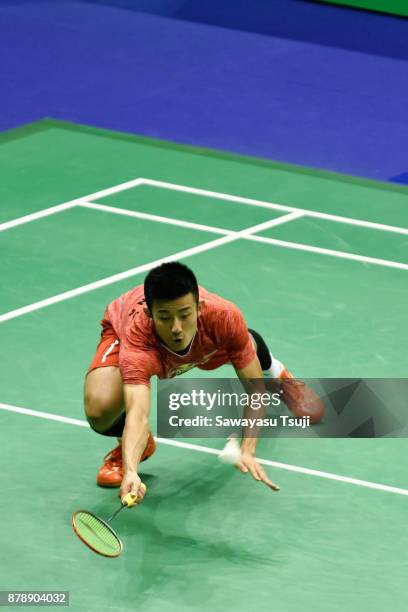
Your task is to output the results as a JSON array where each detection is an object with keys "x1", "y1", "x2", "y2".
[{"x1": 218, "y1": 436, "x2": 241, "y2": 465}]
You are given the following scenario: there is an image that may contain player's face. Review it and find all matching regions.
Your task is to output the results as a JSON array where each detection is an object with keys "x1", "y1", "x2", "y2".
[{"x1": 150, "y1": 293, "x2": 201, "y2": 352}]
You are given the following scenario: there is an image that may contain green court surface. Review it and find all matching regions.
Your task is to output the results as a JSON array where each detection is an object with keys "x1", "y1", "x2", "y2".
[{"x1": 1, "y1": 120, "x2": 407, "y2": 612}]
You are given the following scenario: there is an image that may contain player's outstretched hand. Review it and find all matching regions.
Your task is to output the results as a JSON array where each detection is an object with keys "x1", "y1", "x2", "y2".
[
  {"x1": 119, "y1": 470, "x2": 146, "y2": 502},
  {"x1": 238, "y1": 451, "x2": 280, "y2": 491}
]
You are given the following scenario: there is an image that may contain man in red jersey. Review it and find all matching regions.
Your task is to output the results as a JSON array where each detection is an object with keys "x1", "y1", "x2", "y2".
[{"x1": 84, "y1": 262, "x2": 322, "y2": 500}]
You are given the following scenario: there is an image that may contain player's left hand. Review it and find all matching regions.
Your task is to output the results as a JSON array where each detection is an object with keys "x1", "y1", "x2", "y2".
[{"x1": 237, "y1": 451, "x2": 280, "y2": 491}]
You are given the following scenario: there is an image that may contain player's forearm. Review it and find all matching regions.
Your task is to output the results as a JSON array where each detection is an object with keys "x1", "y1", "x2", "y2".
[
  {"x1": 122, "y1": 384, "x2": 151, "y2": 474},
  {"x1": 241, "y1": 386, "x2": 267, "y2": 450},
  {"x1": 236, "y1": 358, "x2": 267, "y2": 454},
  {"x1": 122, "y1": 408, "x2": 149, "y2": 473},
  {"x1": 240, "y1": 436, "x2": 257, "y2": 454},
  {"x1": 234, "y1": 356, "x2": 279, "y2": 460}
]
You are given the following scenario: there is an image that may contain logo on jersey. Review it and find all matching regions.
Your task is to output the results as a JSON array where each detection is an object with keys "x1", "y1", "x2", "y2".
[
  {"x1": 168, "y1": 350, "x2": 218, "y2": 378},
  {"x1": 171, "y1": 363, "x2": 198, "y2": 377}
]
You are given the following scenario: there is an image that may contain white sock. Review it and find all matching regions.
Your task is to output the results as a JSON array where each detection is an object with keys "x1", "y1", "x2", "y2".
[{"x1": 263, "y1": 352, "x2": 285, "y2": 378}]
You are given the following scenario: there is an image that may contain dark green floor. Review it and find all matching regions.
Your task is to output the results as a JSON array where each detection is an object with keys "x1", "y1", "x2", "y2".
[{"x1": 1, "y1": 120, "x2": 407, "y2": 612}]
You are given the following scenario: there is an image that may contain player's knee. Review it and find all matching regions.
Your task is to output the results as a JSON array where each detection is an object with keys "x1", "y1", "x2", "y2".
[
  {"x1": 84, "y1": 390, "x2": 103, "y2": 421},
  {"x1": 84, "y1": 368, "x2": 123, "y2": 420},
  {"x1": 84, "y1": 388, "x2": 119, "y2": 425},
  {"x1": 85, "y1": 408, "x2": 116, "y2": 435}
]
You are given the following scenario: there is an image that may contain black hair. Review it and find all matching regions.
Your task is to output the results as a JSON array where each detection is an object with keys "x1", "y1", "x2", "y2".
[{"x1": 144, "y1": 262, "x2": 199, "y2": 311}]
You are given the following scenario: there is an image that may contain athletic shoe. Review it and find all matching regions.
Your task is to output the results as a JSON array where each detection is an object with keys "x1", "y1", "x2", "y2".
[
  {"x1": 264, "y1": 368, "x2": 324, "y2": 423},
  {"x1": 279, "y1": 370, "x2": 324, "y2": 423},
  {"x1": 96, "y1": 431, "x2": 156, "y2": 487}
]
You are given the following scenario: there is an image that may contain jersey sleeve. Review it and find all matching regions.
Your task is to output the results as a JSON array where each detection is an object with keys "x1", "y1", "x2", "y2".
[
  {"x1": 218, "y1": 304, "x2": 256, "y2": 370},
  {"x1": 119, "y1": 330, "x2": 161, "y2": 387},
  {"x1": 119, "y1": 347, "x2": 160, "y2": 387}
]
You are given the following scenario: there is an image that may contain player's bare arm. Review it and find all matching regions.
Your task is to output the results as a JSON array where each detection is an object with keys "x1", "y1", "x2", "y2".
[
  {"x1": 120, "y1": 384, "x2": 150, "y2": 501},
  {"x1": 235, "y1": 356, "x2": 280, "y2": 491}
]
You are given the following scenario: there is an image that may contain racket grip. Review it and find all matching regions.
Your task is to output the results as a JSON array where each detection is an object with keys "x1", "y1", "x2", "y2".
[{"x1": 122, "y1": 483, "x2": 147, "y2": 508}]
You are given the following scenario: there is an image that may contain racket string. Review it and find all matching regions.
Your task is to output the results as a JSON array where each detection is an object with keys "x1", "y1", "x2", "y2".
[{"x1": 74, "y1": 511, "x2": 122, "y2": 556}]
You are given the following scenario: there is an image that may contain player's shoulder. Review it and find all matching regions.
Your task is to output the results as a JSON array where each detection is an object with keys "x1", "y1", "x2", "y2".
[
  {"x1": 114, "y1": 283, "x2": 145, "y2": 308},
  {"x1": 124, "y1": 310, "x2": 158, "y2": 348},
  {"x1": 199, "y1": 285, "x2": 243, "y2": 324}
]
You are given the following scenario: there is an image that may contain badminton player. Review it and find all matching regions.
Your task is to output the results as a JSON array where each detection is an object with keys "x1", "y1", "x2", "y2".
[{"x1": 84, "y1": 262, "x2": 322, "y2": 499}]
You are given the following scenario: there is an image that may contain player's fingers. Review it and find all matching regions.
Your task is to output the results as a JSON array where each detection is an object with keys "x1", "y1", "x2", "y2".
[
  {"x1": 237, "y1": 460, "x2": 248, "y2": 473},
  {"x1": 239, "y1": 457, "x2": 264, "y2": 481},
  {"x1": 249, "y1": 462, "x2": 280, "y2": 491},
  {"x1": 136, "y1": 483, "x2": 146, "y2": 501},
  {"x1": 261, "y1": 474, "x2": 280, "y2": 491},
  {"x1": 247, "y1": 462, "x2": 262, "y2": 482},
  {"x1": 238, "y1": 459, "x2": 280, "y2": 491},
  {"x1": 119, "y1": 486, "x2": 129, "y2": 499},
  {"x1": 256, "y1": 465, "x2": 280, "y2": 491}
]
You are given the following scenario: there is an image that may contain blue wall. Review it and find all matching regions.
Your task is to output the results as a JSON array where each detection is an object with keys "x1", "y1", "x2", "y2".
[
  {"x1": 83, "y1": 0, "x2": 408, "y2": 61},
  {"x1": 1, "y1": 0, "x2": 408, "y2": 183}
]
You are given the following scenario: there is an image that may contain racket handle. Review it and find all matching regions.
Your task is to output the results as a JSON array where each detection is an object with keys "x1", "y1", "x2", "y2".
[{"x1": 121, "y1": 483, "x2": 147, "y2": 508}]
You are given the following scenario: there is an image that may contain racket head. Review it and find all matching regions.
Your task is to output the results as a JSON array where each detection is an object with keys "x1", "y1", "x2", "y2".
[{"x1": 72, "y1": 510, "x2": 123, "y2": 558}]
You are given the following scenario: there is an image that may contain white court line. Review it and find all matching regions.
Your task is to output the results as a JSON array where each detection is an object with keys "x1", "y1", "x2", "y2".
[
  {"x1": 0, "y1": 402, "x2": 89, "y2": 428},
  {"x1": 82, "y1": 201, "x2": 408, "y2": 272},
  {"x1": 0, "y1": 212, "x2": 300, "y2": 323},
  {"x1": 0, "y1": 201, "x2": 80, "y2": 232},
  {"x1": 1, "y1": 401, "x2": 407, "y2": 497},
  {"x1": 81, "y1": 201, "x2": 231, "y2": 236},
  {"x1": 141, "y1": 178, "x2": 408, "y2": 236},
  {"x1": 2, "y1": 174, "x2": 407, "y2": 237},
  {"x1": 2, "y1": 198, "x2": 407, "y2": 324},
  {"x1": 247, "y1": 234, "x2": 408, "y2": 271},
  {"x1": 0, "y1": 178, "x2": 145, "y2": 233}
]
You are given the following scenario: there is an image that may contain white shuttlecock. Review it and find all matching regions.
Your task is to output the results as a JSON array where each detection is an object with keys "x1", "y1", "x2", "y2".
[{"x1": 218, "y1": 436, "x2": 241, "y2": 465}]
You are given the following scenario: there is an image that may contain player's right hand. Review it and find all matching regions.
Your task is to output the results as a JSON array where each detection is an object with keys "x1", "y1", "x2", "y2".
[{"x1": 120, "y1": 470, "x2": 146, "y2": 502}]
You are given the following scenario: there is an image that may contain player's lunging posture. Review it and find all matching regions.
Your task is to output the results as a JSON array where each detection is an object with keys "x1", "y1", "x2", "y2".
[{"x1": 84, "y1": 262, "x2": 322, "y2": 500}]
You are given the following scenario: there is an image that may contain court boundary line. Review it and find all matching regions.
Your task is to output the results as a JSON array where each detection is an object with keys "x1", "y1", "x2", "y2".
[
  {"x1": 0, "y1": 212, "x2": 300, "y2": 323},
  {"x1": 139, "y1": 178, "x2": 408, "y2": 236},
  {"x1": 2, "y1": 174, "x2": 407, "y2": 324},
  {"x1": 0, "y1": 178, "x2": 145, "y2": 233},
  {"x1": 2, "y1": 174, "x2": 408, "y2": 236},
  {"x1": 247, "y1": 234, "x2": 408, "y2": 270},
  {"x1": 1, "y1": 401, "x2": 407, "y2": 497},
  {"x1": 2, "y1": 202, "x2": 408, "y2": 324},
  {"x1": 83, "y1": 201, "x2": 408, "y2": 272},
  {"x1": 81, "y1": 201, "x2": 232, "y2": 236}
]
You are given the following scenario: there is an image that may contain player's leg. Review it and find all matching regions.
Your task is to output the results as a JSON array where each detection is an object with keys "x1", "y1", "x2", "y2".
[
  {"x1": 248, "y1": 329, "x2": 282, "y2": 376},
  {"x1": 248, "y1": 328, "x2": 324, "y2": 423},
  {"x1": 85, "y1": 330, "x2": 156, "y2": 486},
  {"x1": 84, "y1": 365, "x2": 125, "y2": 433},
  {"x1": 84, "y1": 366, "x2": 156, "y2": 486}
]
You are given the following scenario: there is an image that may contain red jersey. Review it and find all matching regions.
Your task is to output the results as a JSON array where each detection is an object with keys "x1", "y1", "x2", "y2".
[{"x1": 102, "y1": 285, "x2": 256, "y2": 387}]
